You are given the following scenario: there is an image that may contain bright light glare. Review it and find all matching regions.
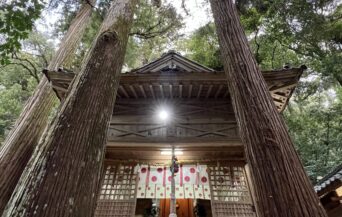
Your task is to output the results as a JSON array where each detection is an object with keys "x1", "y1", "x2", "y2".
[
  {"x1": 158, "y1": 110, "x2": 169, "y2": 121},
  {"x1": 160, "y1": 150, "x2": 183, "y2": 155}
]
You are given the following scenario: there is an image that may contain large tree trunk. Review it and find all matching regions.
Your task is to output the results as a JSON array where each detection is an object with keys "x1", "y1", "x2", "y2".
[
  {"x1": 2, "y1": 1, "x2": 137, "y2": 216},
  {"x1": 0, "y1": 1, "x2": 96, "y2": 214},
  {"x1": 209, "y1": 1, "x2": 327, "y2": 217}
]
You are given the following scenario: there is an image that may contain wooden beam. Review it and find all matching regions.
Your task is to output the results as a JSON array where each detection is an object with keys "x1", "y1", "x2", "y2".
[
  {"x1": 206, "y1": 84, "x2": 213, "y2": 98},
  {"x1": 270, "y1": 83, "x2": 297, "y2": 92},
  {"x1": 188, "y1": 84, "x2": 192, "y2": 98},
  {"x1": 51, "y1": 85, "x2": 68, "y2": 92},
  {"x1": 159, "y1": 84, "x2": 164, "y2": 98},
  {"x1": 271, "y1": 93, "x2": 287, "y2": 102},
  {"x1": 179, "y1": 84, "x2": 183, "y2": 98},
  {"x1": 139, "y1": 84, "x2": 147, "y2": 98},
  {"x1": 197, "y1": 84, "x2": 203, "y2": 98},
  {"x1": 223, "y1": 89, "x2": 229, "y2": 98},
  {"x1": 215, "y1": 85, "x2": 223, "y2": 98},
  {"x1": 115, "y1": 92, "x2": 121, "y2": 98},
  {"x1": 169, "y1": 84, "x2": 173, "y2": 98},
  {"x1": 107, "y1": 140, "x2": 243, "y2": 148},
  {"x1": 149, "y1": 84, "x2": 155, "y2": 99},
  {"x1": 119, "y1": 85, "x2": 130, "y2": 98},
  {"x1": 129, "y1": 85, "x2": 138, "y2": 99}
]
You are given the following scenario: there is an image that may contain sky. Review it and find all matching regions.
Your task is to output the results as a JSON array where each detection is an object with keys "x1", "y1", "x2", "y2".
[{"x1": 166, "y1": 0, "x2": 213, "y2": 35}]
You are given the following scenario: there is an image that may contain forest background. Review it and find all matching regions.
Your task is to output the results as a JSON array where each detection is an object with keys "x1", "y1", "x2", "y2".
[{"x1": 0, "y1": 0, "x2": 341, "y2": 183}]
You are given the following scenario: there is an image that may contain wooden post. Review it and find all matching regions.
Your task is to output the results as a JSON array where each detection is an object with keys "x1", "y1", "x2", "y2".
[
  {"x1": 209, "y1": 0, "x2": 327, "y2": 216},
  {"x1": 170, "y1": 146, "x2": 177, "y2": 217},
  {"x1": 2, "y1": 1, "x2": 137, "y2": 216}
]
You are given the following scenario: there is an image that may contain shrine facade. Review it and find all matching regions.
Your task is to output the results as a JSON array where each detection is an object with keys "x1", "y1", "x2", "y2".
[{"x1": 45, "y1": 50, "x2": 304, "y2": 217}]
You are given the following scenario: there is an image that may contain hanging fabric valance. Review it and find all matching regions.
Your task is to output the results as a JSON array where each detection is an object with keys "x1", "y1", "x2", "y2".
[{"x1": 135, "y1": 164, "x2": 211, "y2": 200}]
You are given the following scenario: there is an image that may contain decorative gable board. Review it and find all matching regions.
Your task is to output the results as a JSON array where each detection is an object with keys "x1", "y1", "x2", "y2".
[{"x1": 129, "y1": 50, "x2": 214, "y2": 74}]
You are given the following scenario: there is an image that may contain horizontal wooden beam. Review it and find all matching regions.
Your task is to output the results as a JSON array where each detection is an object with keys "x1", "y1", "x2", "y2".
[{"x1": 107, "y1": 136, "x2": 241, "y2": 143}]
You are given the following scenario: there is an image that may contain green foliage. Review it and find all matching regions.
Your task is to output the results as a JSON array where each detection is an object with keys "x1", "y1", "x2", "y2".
[
  {"x1": 178, "y1": 23, "x2": 223, "y2": 70},
  {"x1": 284, "y1": 87, "x2": 342, "y2": 182},
  {"x1": 238, "y1": 0, "x2": 342, "y2": 85},
  {"x1": 0, "y1": 65, "x2": 38, "y2": 143},
  {"x1": 0, "y1": 31, "x2": 53, "y2": 143},
  {"x1": 57, "y1": 0, "x2": 184, "y2": 70},
  {"x1": 0, "y1": 0, "x2": 44, "y2": 65}
]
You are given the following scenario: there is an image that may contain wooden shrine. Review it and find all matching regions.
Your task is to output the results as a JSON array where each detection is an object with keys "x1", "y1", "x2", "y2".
[{"x1": 44, "y1": 50, "x2": 305, "y2": 217}]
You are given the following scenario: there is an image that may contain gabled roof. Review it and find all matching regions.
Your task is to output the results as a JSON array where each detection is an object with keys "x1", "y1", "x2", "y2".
[
  {"x1": 315, "y1": 164, "x2": 342, "y2": 195},
  {"x1": 128, "y1": 50, "x2": 214, "y2": 74}
]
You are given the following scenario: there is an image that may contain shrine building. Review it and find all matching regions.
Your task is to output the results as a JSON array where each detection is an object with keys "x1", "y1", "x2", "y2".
[{"x1": 44, "y1": 50, "x2": 305, "y2": 217}]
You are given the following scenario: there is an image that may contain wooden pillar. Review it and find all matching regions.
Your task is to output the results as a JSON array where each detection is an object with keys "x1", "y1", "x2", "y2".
[{"x1": 209, "y1": 0, "x2": 327, "y2": 216}]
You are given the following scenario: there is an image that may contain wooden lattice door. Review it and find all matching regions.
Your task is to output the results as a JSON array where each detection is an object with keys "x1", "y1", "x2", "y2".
[
  {"x1": 208, "y1": 164, "x2": 256, "y2": 217},
  {"x1": 94, "y1": 163, "x2": 137, "y2": 217}
]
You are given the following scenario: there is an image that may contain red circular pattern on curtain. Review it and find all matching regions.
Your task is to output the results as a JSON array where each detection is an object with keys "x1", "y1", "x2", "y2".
[
  {"x1": 152, "y1": 176, "x2": 157, "y2": 182},
  {"x1": 201, "y1": 176, "x2": 207, "y2": 183},
  {"x1": 157, "y1": 168, "x2": 163, "y2": 173},
  {"x1": 190, "y1": 168, "x2": 196, "y2": 173},
  {"x1": 184, "y1": 176, "x2": 190, "y2": 182},
  {"x1": 141, "y1": 168, "x2": 147, "y2": 173}
]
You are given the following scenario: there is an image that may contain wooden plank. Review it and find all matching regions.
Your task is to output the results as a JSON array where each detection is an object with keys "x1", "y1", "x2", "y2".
[
  {"x1": 159, "y1": 84, "x2": 164, "y2": 98},
  {"x1": 107, "y1": 136, "x2": 241, "y2": 143},
  {"x1": 188, "y1": 84, "x2": 193, "y2": 98},
  {"x1": 197, "y1": 84, "x2": 203, "y2": 98},
  {"x1": 169, "y1": 84, "x2": 173, "y2": 98},
  {"x1": 179, "y1": 84, "x2": 183, "y2": 98},
  {"x1": 119, "y1": 85, "x2": 130, "y2": 98},
  {"x1": 139, "y1": 84, "x2": 146, "y2": 98},
  {"x1": 129, "y1": 85, "x2": 138, "y2": 99},
  {"x1": 206, "y1": 84, "x2": 213, "y2": 98},
  {"x1": 215, "y1": 85, "x2": 223, "y2": 98},
  {"x1": 149, "y1": 84, "x2": 155, "y2": 99},
  {"x1": 223, "y1": 89, "x2": 229, "y2": 98}
]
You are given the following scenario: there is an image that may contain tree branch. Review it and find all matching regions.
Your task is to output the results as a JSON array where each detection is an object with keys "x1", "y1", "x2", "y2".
[{"x1": 12, "y1": 53, "x2": 40, "y2": 83}]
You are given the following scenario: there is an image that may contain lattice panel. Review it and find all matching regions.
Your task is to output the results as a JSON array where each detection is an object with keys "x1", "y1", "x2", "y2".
[
  {"x1": 209, "y1": 166, "x2": 250, "y2": 202},
  {"x1": 209, "y1": 165, "x2": 256, "y2": 217},
  {"x1": 95, "y1": 164, "x2": 137, "y2": 217},
  {"x1": 100, "y1": 164, "x2": 136, "y2": 200},
  {"x1": 94, "y1": 201, "x2": 136, "y2": 217},
  {"x1": 212, "y1": 203, "x2": 255, "y2": 217}
]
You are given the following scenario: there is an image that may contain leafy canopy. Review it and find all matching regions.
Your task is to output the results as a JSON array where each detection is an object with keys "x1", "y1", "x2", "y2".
[{"x1": 0, "y1": 0, "x2": 44, "y2": 65}]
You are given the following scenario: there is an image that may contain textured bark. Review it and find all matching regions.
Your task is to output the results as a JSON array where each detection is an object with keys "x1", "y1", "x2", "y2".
[
  {"x1": 2, "y1": 1, "x2": 136, "y2": 217},
  {"x1": 209, "y1": 1, "x2": 327, "y2": 217},
  {"x1": 0, "y1": 1, "x2": 96, "y2": 215}
]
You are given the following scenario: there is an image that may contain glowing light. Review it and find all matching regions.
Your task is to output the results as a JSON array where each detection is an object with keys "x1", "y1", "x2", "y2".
[
  {"x1": 158, "y1": 109, "x2": 169, "y2": 121},
  {"x1": 160, "y1": 150, "x2": 183, "y2": 155}
]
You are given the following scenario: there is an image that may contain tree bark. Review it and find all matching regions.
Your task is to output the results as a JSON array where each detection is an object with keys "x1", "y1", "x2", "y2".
[
  {"x1": 2, "y1": 0, "x2": 137, "y2": 216},
  {"x1": 0, "y1": 1, "x2": 96, "y2": 214},
  {"x1": 209, "y1": 1, "x2": 327, "y2": 216}
]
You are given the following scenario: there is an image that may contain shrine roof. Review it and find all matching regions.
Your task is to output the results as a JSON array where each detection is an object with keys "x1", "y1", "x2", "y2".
[
  {"x1": 43, "y1": 50, "x2": 305, "y2": 112},
  {"x1": 315, "y1": 164, "x2": 342, "y2": 196}
]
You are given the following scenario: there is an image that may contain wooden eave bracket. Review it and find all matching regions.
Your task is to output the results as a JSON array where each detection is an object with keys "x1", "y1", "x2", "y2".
[{"x1": 42, "y1": 68, "x2": 75, "y2": 100}]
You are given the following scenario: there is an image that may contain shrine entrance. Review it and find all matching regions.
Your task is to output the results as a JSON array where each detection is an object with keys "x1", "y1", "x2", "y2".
[
  {"x1": 94, "y1": 162, "x2": 256, "y2": 217},
  {"x1": 159, "y1": 199, "x2": 195, "y2": 217}
]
